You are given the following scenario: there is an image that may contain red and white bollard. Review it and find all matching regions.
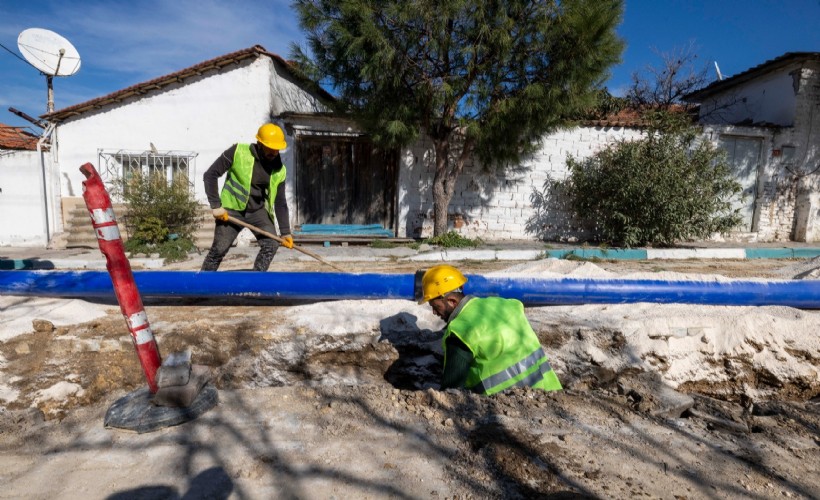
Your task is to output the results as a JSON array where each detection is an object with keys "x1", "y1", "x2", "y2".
[{"x1": 80, "y1": 162, "x2": 162, "y2": 393}]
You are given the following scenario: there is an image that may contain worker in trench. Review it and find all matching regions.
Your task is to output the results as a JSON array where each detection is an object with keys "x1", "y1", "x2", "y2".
[
  {"x1": 418, "y1": 264, "x2": 563, "y2": 394},
  {"x1": 201, "y1": 123, "x2": 294, "y2": 271}
]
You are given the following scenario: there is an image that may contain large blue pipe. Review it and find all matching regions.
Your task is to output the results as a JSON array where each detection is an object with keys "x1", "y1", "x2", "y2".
[{"x1": 2, "y1": 270, "x2": 820, "y2": 308}]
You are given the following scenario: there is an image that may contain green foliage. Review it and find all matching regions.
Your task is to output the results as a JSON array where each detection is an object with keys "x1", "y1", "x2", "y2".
[
  {"x1": 124, "y1": 237, "x2": 197, "y2": 263},
  {"x1": 131, "y1": 216, "x2": 168, "y2": 245},
  {"x1": 424, "y1": 231, "x2": 482, "y2": 248},
  {"x1": 117, "y1": 172, "x2": 202, "y2": 260},
  {"x1": 294, "y1": 0, "x2": 624, "y2": 159},
  {"x1": 562, "y1": 253, "x2": 604, "y2": 263},
  {"x1": 561, "y1": 111, "x2": 743, "y2": 247},
  {"x1": 574, "y1": 88, "x2": 630, "y2": 121}
]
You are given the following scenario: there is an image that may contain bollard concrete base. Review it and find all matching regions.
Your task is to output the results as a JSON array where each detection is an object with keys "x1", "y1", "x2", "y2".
[{"x1": 104, "y1": 384, "x2": 218, "y2": 433}]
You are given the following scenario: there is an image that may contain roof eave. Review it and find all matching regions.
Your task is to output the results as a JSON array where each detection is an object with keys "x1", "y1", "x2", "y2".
[
  {"x1": 685, "y1": 52, "x2": 820, "y2": 102},
  {"x1": 42, "y1": 45, "x2": 336, "y2": 123}
]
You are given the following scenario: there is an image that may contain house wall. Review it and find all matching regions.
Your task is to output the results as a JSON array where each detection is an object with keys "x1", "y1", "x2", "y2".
[
  {"x1": 697, "y1": 67, "x2": 798, "y2": 126},
  {"x1": 46, "y1": 53, "x2": 820, "y2": 245},
  {"x1": 0, "y1": 150, "x2": 49, "y2": 246},
  {"x1": 398, "y1": 126, "x2": 644, "y2": 240},
  {"x1": 784, "y1": 61, "x2": 820, "y2": 241},
  {"x1": 694, "y1": 60, "x2": 820, "y2": 242},
  {"x1": 53, "y1": 56, "x2": 329, "y2": 234}
]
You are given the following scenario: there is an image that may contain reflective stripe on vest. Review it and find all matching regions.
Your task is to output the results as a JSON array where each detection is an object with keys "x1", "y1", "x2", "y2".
[
  {"x1": 444, "y1": 296, "x2": 562, "y2": 395},
  {"x1": 223, "y1": 174, "x2": 250, "y2": 205},
  {"x1": 471, "y1": 347, "x2": 550, "y2": 395}
]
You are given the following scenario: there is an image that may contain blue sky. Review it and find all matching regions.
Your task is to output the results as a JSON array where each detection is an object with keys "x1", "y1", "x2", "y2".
[{"x1": 1, "y1": 0, "x2": 818, "y2": 131}]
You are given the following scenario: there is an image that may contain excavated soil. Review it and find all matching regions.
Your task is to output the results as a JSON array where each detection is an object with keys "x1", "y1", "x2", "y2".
[{"x1": 0, "y1": 256, "x2": 818, "y2": 499}]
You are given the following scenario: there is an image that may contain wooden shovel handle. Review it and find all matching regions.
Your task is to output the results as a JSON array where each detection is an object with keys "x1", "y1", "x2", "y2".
[{"x1": 226, "y1": 216, "x2": 348, "y2": 273}]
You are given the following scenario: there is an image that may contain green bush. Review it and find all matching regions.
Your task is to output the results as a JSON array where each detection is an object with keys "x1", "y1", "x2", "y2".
[
  {"x1": 124, "y1": 237, "x2": 197, "y2": 263},
  {"x1": 561, "y1": 111, "x2": 743, "y2": 247},
  {"x1": 424, "y1": 231, "x2": 482, "y2": 248},
  {"x1": 117, "y1": 172, "x2": 201, "y2": 261}
]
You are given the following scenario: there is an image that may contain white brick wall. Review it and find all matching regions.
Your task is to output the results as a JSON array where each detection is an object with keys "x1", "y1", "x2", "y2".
[{"x1": 398, "y1": 126, "x2": 643, "y2": 240}]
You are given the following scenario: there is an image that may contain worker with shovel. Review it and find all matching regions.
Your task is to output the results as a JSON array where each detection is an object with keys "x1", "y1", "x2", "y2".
[
  {"x1": 201, "y1": 123, "x2": 294, "y2": 271},
  {"x1": 418, "y1": 265, "x2": 563, "y2": 395}
]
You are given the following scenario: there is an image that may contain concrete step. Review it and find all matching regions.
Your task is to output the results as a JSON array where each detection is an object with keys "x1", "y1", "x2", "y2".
[{"x1": 63, "y1": 204, "x2": 214, "y2": 249}]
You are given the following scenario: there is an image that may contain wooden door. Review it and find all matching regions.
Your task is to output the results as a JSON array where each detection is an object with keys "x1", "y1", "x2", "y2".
[
  {"x1": 718, "y1": 135, "x2": 763, "y2": 231},
  {"x1": 294, "y1": 136, "x2": 397, "y2": 229}
]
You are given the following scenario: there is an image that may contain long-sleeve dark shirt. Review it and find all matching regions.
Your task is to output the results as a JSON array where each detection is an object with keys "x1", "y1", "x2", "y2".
[{"x1": 203, "y1": 143, "x2": 291, "y2": 235}]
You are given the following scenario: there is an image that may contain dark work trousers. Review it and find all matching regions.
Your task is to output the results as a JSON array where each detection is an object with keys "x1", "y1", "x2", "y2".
[{"x1": 200, "y1": 208, "x2": 281, "y2": 271}]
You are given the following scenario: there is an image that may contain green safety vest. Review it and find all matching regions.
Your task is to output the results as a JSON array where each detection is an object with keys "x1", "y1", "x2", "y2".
[
  {"x1": 219, "y1": 143, "x2": 286, "y2": 220},
  {"x1": 443, "y1": 296, "x2": 563, "y2": 395}
]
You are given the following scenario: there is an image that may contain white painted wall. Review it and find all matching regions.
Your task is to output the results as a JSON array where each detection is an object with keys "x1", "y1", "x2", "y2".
[
  {"x1": 697, "y1": 67, "x2": 798, "y2": 126},
  {"x1": 398, "y1": 126, "x2": 644, "y2": 240},
  {"x1": 0, "y1": 150, "x2": 49, "y2": 246}
]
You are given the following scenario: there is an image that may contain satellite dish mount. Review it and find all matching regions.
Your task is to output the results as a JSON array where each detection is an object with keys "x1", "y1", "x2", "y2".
[{"x1": 17, "y1": 28, "x2": 82, "y2": 113}]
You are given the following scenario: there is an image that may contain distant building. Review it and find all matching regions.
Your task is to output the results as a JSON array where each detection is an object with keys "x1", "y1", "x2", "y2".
[
  {"x1": 0, "y1": 124, "x2": 49, "y2": 246},
  {"x1": 685, "y1": 52, "x2": 820, "y2": 241},
  {"x1": 41, "y1": 45, "x2": 397, "y2": 248}
]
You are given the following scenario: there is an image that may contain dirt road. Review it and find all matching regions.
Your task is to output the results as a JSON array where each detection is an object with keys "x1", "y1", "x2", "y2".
[{"x1": 0, "y1": 256, "x2": 818, "y2": 498}]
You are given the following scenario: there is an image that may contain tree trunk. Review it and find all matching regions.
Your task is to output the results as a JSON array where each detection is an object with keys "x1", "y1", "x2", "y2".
[
  {"x1": 431, "y1": 135, "x2": 473, "y2": 236},
  {"x1": 432, "y1": 139, "x2": 452, "y2": 236}
]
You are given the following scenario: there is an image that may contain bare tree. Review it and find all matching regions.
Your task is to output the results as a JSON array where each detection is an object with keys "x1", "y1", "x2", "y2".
[{"x1": 628, "y1": 42, "x2": 711, "y2": 106}]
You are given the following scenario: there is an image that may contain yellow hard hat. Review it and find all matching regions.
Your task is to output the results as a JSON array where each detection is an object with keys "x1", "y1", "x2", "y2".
[
  {"x1": 418, "y1": 264, "x2": 467, "y2": 304},
  {"x1": 256, "y1": 123, "x2": 287, "y2": 150}
]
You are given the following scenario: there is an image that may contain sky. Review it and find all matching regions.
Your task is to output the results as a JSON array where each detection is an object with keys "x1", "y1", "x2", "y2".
[{"x1": 1, "y1": 0, "x2": 818, "y2": 131}]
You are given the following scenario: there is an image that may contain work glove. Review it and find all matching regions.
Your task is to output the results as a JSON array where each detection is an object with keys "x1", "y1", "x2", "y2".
[
  {"x1": 281, "y1": 234, "x2": 294, "y2": 249},
  {"x1": 212, "y1": 207, "x2": 228, "y2": 221}
]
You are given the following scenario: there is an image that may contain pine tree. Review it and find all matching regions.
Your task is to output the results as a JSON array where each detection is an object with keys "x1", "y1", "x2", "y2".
[{"x1": 292, "y1": 0, "x2": 624, "y2": 235}]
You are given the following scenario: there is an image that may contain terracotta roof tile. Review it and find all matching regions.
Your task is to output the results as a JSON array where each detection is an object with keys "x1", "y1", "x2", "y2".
[
  {"x1": 581, "y1": 104, "x2": 693, "y2": 128},
  {"x1": 0, "y1": 123, "x2": 39, "y2": 150}
]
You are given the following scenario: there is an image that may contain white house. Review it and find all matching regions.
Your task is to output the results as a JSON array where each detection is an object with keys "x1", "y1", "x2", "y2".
[{"x1": 685, "y1": 52, "x2": 820, "y2": 242}]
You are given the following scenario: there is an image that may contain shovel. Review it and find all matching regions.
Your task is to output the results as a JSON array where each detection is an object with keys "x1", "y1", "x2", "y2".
[{"x1": 226, "y1": 215, "x2": 347, "y2": 272}]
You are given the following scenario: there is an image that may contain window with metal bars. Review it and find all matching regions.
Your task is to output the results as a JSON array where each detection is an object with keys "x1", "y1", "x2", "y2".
[{"x1": 98, "y1": 149, "x2": 198, "y2": 199}]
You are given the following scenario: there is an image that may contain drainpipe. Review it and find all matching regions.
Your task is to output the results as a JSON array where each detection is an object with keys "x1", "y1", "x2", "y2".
[{"x1": 36, "y1": 122, "x2": 56, "y2": 245}]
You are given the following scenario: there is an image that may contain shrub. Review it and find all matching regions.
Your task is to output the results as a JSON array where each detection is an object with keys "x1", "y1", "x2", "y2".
[
  {"x1": 117, "y1": 172, "x2": 202, "y2": 261},
  {"x1": 124, "y1": 237, "x2": 197, "y2": 263},
  {"x1": 561, "y1": 111, "x2": 743, "y2": 247}
]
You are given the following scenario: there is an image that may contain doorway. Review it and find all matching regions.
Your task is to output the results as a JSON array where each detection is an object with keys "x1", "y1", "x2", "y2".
[
  {"x1": 718, "y1": 135, "x2": 763, "y2": 231},
  {"x1": 294, "y1": 135, "x2": 398, "y2": 230}
]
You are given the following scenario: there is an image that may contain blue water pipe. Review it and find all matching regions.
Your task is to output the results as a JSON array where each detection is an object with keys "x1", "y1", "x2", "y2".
[{"x1": 2, "y1": 270, "x2": 820, "y2": 308}]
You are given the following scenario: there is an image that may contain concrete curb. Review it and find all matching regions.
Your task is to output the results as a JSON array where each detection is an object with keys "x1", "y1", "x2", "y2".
[
  {"x1": 0, "y1": 257, "x2": 166, "y2": 270},
  {"x1": 542, "y1": 248, "x2": 820, "y2": 260},
  {"x1": 3, "y1": 246, "x2": 820, "y2": 271}
]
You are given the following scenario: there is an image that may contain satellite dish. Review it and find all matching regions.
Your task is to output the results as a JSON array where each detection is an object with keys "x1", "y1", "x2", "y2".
[
  {"x1": 17, "y1": 28, "x2": 81, "y2": 113},
  {"x1": 17, "y1": 28, "x2": 81, "y2": 76}
]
